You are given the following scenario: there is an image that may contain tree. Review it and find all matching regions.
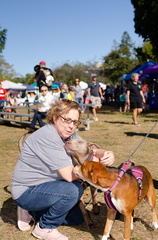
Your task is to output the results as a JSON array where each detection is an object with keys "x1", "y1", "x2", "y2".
[
  {"x1": 135, "y1": 41, "x2": 157, "y2": 63},
  {"x1": 0, "y1": 55, "x2": 17, "y2": 81},
  {"x1": 103, "y1": 32, "x2": 138, "y2": 85},
  {"x1": 131, "y1": 0, "x2": 158, "y2": 57},
  {"x1": 0, "y1": 26, "x2": 7, "y2": 53},
  {"x1": 53, "y1": 62, "x2": 92, "y2": 85}
]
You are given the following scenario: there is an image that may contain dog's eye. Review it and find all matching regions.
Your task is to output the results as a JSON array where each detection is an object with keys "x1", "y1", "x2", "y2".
[{"x1": 78, "y1": 140, "x2": 83, "y2": 144}]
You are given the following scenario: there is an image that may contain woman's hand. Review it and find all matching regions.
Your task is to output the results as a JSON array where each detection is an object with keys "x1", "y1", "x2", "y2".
[{"x1": 93, "y1": 149, "x2": 115, "y2": 166}]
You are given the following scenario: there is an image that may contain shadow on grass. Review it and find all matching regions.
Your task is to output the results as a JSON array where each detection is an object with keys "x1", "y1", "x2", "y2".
[
  {"x1": 153, "y1": 179, "x2": 158, "y2": 189},
  {"x1": 1, "y1": 190, "x2": 156, "y2": 240},
  {"x1": 125, "y1": 132, "x2": 158, "y2": 139},
  {"x1": 104, "y1": 120, "x2": 130, "y2": 125},
  {"x1": 0, "y1": 197, "x2": 17, "y2": 225},
  {"x1": 0, "y1": 120, "x2": 28, "y2": 129},
  {"x1": 133, "y1": 217, "x2": 154, "y2": 231}
]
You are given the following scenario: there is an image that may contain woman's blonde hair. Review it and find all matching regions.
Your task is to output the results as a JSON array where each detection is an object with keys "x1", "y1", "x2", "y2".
[
  {"x1": 131, "y1": 73, "x2": 139, "y2": 80},
  {"x1": 46, "y1": 99, "x2": 81, "y2": 124}
]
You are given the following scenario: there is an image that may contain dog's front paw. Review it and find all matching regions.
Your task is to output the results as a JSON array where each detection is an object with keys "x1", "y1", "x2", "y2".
[
  {"x1": 101, "y1": 235, "x2": 109, "y2": 240},
  {"x1": 152, "y1": 221, "x2": 158, "y2": 229}
]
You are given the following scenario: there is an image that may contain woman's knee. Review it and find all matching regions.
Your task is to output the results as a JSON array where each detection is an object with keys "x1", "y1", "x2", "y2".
[
  {"x1": 67, "y1": 181, "x2": 83, "y2": 200},
  {"x1": 137, "y1": 108, "x2": 142, "y2": 114}
]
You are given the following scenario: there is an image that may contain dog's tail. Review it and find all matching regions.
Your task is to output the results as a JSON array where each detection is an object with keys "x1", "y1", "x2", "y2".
[
  {"x1": 4, "y1": 185, "x2": 11, "y2": 194},
  {"x1": 18, "y1": 132, "x2": 30, "y2": 152}
]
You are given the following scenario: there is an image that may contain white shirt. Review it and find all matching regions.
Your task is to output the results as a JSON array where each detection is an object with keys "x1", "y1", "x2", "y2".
[{"x1": 39, "y1": 92, "x2": 55, "y2": 112}]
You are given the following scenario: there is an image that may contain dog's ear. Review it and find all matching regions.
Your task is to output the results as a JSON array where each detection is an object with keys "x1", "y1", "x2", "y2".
[
  {"x1": 85, "y1": 162, "x2": 98, "y2": 184},
  {"x1": 88, "y1": 142, "x2": 100, "y2": 150},
  {"x1": 91, "y1": 168, "x2": 98, "y2": 184}
]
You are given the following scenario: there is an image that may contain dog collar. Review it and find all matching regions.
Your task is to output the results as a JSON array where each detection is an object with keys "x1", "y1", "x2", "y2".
[{"x1": 87, "y1": 153, "x2": 94, "y2": 162}]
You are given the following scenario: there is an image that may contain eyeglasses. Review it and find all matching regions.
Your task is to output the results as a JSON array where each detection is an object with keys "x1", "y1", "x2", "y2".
[{"x1": 60, "y1": 115, "x2": 81, "y2": 126}]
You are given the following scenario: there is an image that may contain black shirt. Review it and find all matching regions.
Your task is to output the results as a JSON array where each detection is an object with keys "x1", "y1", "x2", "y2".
[{"x1": 127, "y1": 81, "x2": 142, "y2": 102}]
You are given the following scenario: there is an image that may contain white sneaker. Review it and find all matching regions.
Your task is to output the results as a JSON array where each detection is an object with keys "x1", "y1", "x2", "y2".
[
  {"x1": 93, "y1": 117, "x2": 98, "y2": 121},
  {"x1": 32, "y1": 222, "x2": 68, "y2": 240},
  {"x1": 17, "y1": 206, "x2": 34, "y2": 231}
]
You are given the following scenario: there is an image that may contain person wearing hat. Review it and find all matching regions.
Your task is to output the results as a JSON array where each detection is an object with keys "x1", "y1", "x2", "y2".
[
  {"x1": 34, "y1": 61, "x2": 54, "y2": 92},
  {"x1": 87, "y1": 74, "x2": 104, "y2": 121}
]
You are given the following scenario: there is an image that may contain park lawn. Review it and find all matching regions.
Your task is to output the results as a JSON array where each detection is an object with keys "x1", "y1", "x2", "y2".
[{"x1": 0, "y1": 105, "x2": 158, "y2": 240}]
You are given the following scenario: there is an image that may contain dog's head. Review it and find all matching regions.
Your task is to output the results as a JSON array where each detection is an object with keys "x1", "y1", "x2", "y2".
[
  {"x1": 64, "y1": 138, "x2": 100, "y2": 165},
  {"x1": 74, "y1": 161, "x2": 108, "y2": 191}
]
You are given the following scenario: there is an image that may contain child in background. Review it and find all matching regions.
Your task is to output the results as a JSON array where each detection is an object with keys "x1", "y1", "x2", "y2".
[
  {"x1": 119, "y1": 92, "x2": 125, "y2": 112},
  {"x1": 66, "y1": 87, "x2": 75, "y2": 101},
  {"x1": 124, "y1": 90, "x2": 130, "y2": 112}
]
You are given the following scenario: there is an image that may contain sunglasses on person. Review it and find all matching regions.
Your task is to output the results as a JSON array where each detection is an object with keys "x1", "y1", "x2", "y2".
[{"x1": 41, "y1": 89, "x2": 48, "y2": 92}]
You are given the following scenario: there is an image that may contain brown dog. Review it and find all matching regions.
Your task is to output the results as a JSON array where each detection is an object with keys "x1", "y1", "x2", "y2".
[
  {"x1": 64, "y1": 138, "x2": 103, "y2": 228},
  {"x1": 74, "y1": 161, "x2": 158, "y2": 240}
]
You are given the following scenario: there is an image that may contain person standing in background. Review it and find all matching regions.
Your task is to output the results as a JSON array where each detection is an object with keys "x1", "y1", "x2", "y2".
[
  {"x1": 124, "y1": 90, "x2": 130, "y2": 112},
  {"x1": 127, "y1": 73, "x2": 145, "y2": 126},
  {"x1": 34, "y1": 61, "x2": 54, "y2": 92},
  {"x1": 0, "y1": 82, "x2": 8, "y2": 118},
  {"x1": 119, "y1": 92, "x2": 125, "y2": 112},
  {"x1": 141, "y1": 80, "x2": 149, "y2": 111},
  {"x1": 72, "y1": 78, "x2": 84, "y2": 111},
  {"x1": 87, "y1": 74, "x2": 104, "y2": 121},
  {"x1": 0, "y1": 82, "x2": 7, "y2": 106}
]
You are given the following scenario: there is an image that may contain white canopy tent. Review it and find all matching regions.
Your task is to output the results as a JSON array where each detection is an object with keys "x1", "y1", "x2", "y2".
[
  {"x1": 1, "y1": 80, "x2": 26, "y2": 90},
  {"x1": 99, "y1": 82, "x2": 106, "y2": 90}
]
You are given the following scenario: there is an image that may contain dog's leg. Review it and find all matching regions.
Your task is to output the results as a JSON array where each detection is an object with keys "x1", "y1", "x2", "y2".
[
  {"x1": 90, "y1": 186, "x2": 100, "y2": 215},
  {"x1": 145, "y1": 181, "x2": 158, "y2": 228},
  {"x1": 102, "y1": 209, "x2": 116, "y2": 240},
  {"x1": 78, "y1": 198, "x2": 94, "y2": 229},
  {"x1": 130, "y1": 210, "x2": 134, "y2": 230},
  {"x1": 124, "y1": 213, "x2": 132, "y2": 240}
]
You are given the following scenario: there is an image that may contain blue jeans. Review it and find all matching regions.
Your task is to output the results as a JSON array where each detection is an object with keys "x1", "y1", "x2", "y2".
[
  {"x1": 75, "y1": 97, "x2": 83, "y2": 111},
  {"x1": 15, "y1": 180, "x2": 84, "y2": 228},
  {"x1": 0, "y1": 99, "x2": 5, "y2": 108},
  {"x1": 30, "y1": 110, "x2": 46, "y2": 128}
]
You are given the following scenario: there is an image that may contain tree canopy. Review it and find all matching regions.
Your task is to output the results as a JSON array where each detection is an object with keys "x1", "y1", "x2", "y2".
[
  {"x1": 53, "y1": 62, "x2": 95, "y2": 86},
  {"x1": 0, "y1": 55, "x2": 17, "y2": 81},
  {"x1": 103, "y1": 32, "x2": 138, "y2": 85},
  {"x1": 0, "y1": 26, "x2": 7, "y2": 53},
  {"x1": 131, "y1": 0, "x2": 158, "y2": 57}
]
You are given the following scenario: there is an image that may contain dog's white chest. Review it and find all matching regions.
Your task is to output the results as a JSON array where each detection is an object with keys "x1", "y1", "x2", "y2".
[{"x1": 111, "y1": 193, "x2": 123, "y2": 212}]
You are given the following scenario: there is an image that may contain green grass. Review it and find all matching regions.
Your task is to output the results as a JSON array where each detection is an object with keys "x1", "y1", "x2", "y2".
[{"x1": 0, "y1": 105, "x2": 158, "y2": 239}]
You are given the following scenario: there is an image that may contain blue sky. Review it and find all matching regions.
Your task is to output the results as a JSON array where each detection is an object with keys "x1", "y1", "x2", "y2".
[{"x1": 1, "y1": 0, "x2": 143, "y2": 77}]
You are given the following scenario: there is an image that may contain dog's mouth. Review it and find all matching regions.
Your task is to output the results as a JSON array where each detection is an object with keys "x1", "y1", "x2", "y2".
[
  {"x1": 64, "y1": 145, "x2": 74, "y2": 152},
  {"x1": 64, "y1": 144, "x2": 71, "y2": 150}
]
